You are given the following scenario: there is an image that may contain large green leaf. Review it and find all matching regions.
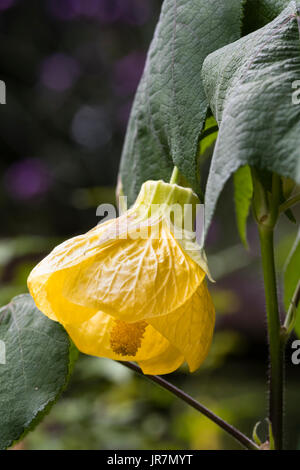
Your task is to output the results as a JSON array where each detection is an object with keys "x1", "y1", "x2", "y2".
[
  {"x1": 203, "y1": 1, "x2": 300, "y2": 233},
  {"x1": 234, "y1": 165, "x2": 253, "y2": 248},
  {"x1": 0, "y1": 294, "x2": 75, "y2": 449},
  {"x1": 119, "y1": 0, "x2": 245, "y2": 205},
  {"x1": 284, "y1": 229, "x2": 300, "y2": 337}
]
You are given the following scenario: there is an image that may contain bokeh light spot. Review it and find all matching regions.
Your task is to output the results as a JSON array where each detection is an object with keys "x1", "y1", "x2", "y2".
[
  {"x1": 113, "y1": 52, "x2": 146, "y2": 97},
  {"x1": 4, "y1": 158, "x2": 52, "y2": 201},
  {"x1": 71, "y1": 105, "x2": 112, "y2": 150},
  {"x1": 40, "y1": 53, "x2": 80, "y2": 92}
]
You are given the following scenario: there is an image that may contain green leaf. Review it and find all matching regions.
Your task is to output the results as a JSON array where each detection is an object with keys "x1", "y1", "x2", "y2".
[
  {"x1": 234, "y1": 165, "x2": 253, "y2": 248},
  {"x1": 119, "y1": 0, "x2": 245, "y2": 205},
  {"x1": 198, "y1": 115, "x2": 218, "y2": 160},
  {"x1": 0, "y1": 294, "x2": 75, "y2": 449},
  {"x1": 203, "y1": 1, "x2": 300, "y2": 234},
  {"x1": 284, "y1": 229, "x2": 300, "y2": 337}
]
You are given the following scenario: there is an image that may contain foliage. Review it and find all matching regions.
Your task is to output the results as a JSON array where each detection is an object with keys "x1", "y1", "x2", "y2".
[
  {"x1": 234, "y1": 166, "x2": 253, "y2": 248},
  {"x1": 0, "y1": 295, "x2": 76, "y2": 449},
  {"x1": 203, "y1": 1, "x2": 300, "y2": 231},
  {"x1": 119, "y1": 0, "x2": 244, "y2": 204},
  {"x1": 1, "y1": 0, "x2": 300, "y2": 451}
]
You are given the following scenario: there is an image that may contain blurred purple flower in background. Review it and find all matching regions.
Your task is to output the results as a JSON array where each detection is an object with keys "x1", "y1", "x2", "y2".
[
  {"x1": 71, "y1": 105, "x2": 112, "y2": 150},
  {"x1": 97, "y1": 0, "x2": 128, "y2": 23},
  {"x1": 0, "y1": 0, "x2": 16, "y2": 12},
  {"x1": 121, "y1": 0, "x2": 151, "y2": 25},
  {"x1": 75, "y1": 0, "x2": 100, "y2": 17},
  {"x1": 47, "y1": 0, "x2": 78, "y2": 21},
  {"x1": 4, "y1": 158, "x2": 52, "y2": 201},
  {"x1": 97, "y1": 0, "x2": 151, "y2": 25},
  {"x1": 113, "y1": 52, "x2": 146, "y2": 96},
  {"x1": 96, "y1": 0, "x2": 125, "y2": 23},
  {"x1": 47, "y1": 0, "x2": 151, "y2": 25},
  {"x1": 40, "y1": 53, "x2": 81, "y2": 92},
  {"x1": 47, "y1": 0, "x2": 125, "y2": 22}
]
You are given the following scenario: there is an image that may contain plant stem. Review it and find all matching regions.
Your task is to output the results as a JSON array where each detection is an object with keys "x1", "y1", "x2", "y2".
[
  {"x1": 170, "y1": 166, "x2": 180, "y2": 185},
  {"x1": 258, "y1": 224, "x2": 284, "y2": 450},
  {"x1": 119, "y1": 361, "x2": 259, "y2": 450}
]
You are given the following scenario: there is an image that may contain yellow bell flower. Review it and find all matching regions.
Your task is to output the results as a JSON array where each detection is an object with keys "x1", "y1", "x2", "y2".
[{"x1": 28, "y1": 180, "x2": 215, "y2": 375}]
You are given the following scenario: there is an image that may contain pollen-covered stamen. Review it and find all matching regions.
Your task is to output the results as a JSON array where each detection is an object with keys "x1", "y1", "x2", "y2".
[{"x1": 110, "y1": 320, "x2": 147, "y2": 356}]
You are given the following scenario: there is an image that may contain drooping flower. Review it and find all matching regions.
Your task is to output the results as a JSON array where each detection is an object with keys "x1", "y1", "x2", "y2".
[{"x1": 28, "y1": 180, "x2": 215, "y2": 375}]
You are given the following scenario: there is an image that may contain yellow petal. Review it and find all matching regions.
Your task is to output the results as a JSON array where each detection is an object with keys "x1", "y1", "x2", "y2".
[
  {"x1": 27, "y1": 269, "x2": 97, "y2": 323},
  {"x1": 138, "y1": 345, "x2": 184, "y2": 375},
  {"x1": 64, "y1": 309, "x2": 183, "y2": 369},
  {"x1": 28, "y1": 216, "x2": 204, "y2": 325},
  {"x1": 175, "y1": 229, "x2": 214, "y2": 282},
  {"x1": 27, "y1": 179, "x2": 215, "y2": 376},
  {"x1": 27, "y1": 215, "x2": 127, "y2": 322},
  {"x1": 148, "y1": 280, "x2": 215, "y2": 372}
]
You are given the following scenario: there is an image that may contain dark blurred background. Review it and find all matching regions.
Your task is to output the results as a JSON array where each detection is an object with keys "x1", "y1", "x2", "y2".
[{"x1": 0, "y1": 0, "x2": 299, "y2": 450}]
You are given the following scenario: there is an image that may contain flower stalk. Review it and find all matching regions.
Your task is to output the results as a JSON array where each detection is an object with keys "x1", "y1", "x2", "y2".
[
  {"x1": 120, "y1": 361, "x2": 259, "y2": 451},
  {"x1": 258, "y1": 223, "x2": 284, "y2": 450},
  {"x1": 170, "y1": 166, "x2": 180, "y2": 185},
  {"x1": 253, "y1": 171, "x2": 284, "y2": 450}
]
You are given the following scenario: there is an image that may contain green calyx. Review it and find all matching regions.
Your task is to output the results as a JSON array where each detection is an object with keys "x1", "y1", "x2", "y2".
[{"x1": 133, "y1": 180, "x2": 200, "y2": 226}]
